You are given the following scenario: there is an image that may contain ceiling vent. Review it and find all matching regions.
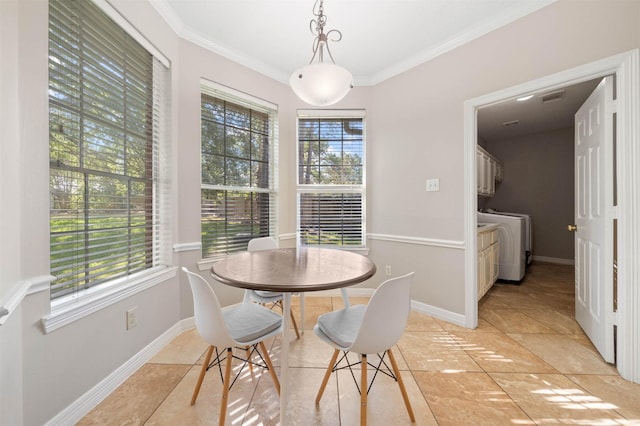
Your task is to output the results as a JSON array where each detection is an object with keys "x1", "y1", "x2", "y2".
[
  {"x1": 541, "y1": 90, "x2": 565, "y2": 103},
  {"x1": 503, "y1": 120, "x2": 520, "y2": 127}
]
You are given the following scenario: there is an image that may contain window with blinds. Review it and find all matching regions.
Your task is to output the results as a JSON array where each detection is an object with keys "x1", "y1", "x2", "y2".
[
  {"x1": 200, "y1": 82, "x2": 278, "y2": 259},
  {"x1": 48, "y1": 0, "x2": 170, "y2": 299},
  {"x1": 297, "y1": 113, "x2": 366, "y2": 247}
]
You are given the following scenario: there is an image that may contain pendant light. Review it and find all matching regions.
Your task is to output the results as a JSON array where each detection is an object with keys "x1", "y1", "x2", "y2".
[{"x1": 289, "y1": 0, "x2": 353, "y2": 106}]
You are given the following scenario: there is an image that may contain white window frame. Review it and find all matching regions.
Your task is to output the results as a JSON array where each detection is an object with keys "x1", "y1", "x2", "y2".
[
  {"x1": 43, "y1": 0, "x2": 172, "y2": 333},
  {"x1": 296, "y1": 109, "x2": 367, "y2": 250},
  {"x1": 198, "y1": 80, "x2": 279, "y2": 269}
]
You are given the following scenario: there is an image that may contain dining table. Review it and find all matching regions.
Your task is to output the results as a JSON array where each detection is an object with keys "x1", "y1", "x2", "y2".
[{"x1": 211, "y1": 246, "x2": 376, "y2": 424}]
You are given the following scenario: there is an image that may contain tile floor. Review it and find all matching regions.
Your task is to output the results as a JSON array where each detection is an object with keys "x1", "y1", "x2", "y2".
[{"x1": 79, "y1": 262, "x2": 640, "y2": 425}]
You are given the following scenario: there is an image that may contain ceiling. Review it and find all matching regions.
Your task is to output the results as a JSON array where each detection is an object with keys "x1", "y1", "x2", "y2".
[
  {"x1": 149, "y1": 0, "x2": 597, "y2": 141},
  {"x1": 149, "y1": 0, "x2": 557, "y2": 86},
  {"x1": 478, "y1": 78, "x2": 601, "y2": 141}
]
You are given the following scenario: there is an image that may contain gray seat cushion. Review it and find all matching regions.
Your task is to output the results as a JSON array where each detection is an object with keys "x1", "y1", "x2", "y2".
[
  {"x1": 317, "y1": 304, "x2": 366, "y2": 348},
  {"x1": 254, "y1": 290, "x2": 282, "y2": 298},
  {"x1": 224, "y1": 303, "x2": 282, "y2": 343}
]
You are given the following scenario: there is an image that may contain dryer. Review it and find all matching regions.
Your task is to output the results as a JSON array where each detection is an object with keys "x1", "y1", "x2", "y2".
[{"x1": 478, "y1": 212, "x2": 526, "y2": 282}]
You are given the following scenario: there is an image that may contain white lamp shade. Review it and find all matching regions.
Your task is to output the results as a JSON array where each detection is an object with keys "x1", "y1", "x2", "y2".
[{"x1": 289, "y1": 62, "x2": 353, "y2": 106}]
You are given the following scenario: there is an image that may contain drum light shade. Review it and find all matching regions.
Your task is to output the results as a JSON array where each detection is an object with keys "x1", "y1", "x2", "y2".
[{"x1": 290, "y1": 63, "x2": 353, "y2": 106}]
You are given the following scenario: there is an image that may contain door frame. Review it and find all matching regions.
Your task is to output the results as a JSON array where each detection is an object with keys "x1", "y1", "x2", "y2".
[{"x1": 463, "y1": 49, "x2": 640, "y2": 383}]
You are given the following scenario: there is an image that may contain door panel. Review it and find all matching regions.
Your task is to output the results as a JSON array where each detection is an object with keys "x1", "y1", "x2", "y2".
[{"x1": 574, "y1": 76, "x2": 614, "y2": 363}]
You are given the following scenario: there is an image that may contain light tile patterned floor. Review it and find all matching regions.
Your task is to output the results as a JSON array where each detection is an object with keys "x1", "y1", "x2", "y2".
[{"x1": 78, "y1": 262, "x2": 640, "y2": 425}]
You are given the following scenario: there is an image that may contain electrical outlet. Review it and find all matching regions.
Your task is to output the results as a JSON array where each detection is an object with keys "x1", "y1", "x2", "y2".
[
  {"x1": 385, "y1": 265, "x2": 392, "y2": 276},
  {"x1": 126, "y1": 307, "x2": 138, "y2": 330}
]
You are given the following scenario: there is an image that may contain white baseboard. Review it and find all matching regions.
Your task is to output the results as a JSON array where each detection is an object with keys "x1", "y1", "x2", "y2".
[
  {"x1": 532, "y1": 255, "x2": 575, "y2": 265},
  {"x1": 45, "y1": 318, "x2": 195, "y2": 426},
  {"x1": 411, "y1": 300, "x2": 467, "y2": 328}
]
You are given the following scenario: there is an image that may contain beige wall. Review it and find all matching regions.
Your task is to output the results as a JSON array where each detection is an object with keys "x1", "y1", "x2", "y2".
[
  {"x1": 484, "y1": 127, "x2": 575, "y2": 261},
  {"x1": 367, "y1": 0, "x2": 640, "y2": 313},
  {"x1": 1, "y1": 0, "x2": 640, "y2": 424}
]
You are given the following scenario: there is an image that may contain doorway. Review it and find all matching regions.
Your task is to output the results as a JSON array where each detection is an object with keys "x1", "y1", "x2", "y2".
[
  {"x1": 475, "y1": 76, "x2": 607, "y2": 356},
  {"x1": 462, "y1": 49, "x2": 640, "y2": 383}
]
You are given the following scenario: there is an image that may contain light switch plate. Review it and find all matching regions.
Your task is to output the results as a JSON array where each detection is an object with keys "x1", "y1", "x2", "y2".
[{"x1": 426, "y1": 178, "x2": 440, "y2": 192}]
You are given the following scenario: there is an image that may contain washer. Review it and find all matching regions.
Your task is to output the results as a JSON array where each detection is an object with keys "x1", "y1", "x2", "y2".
[
  {"x1": 478, "y1": 212, "x2": 526, "y2": 282},
  {"x1": 486, "y1": 209, "x2": 532, "y2": 265}
]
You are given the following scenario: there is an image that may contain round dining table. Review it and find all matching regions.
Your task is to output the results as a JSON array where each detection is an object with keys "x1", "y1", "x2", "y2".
[{"x1": 211, "y1": 246, "x2": 376, "y2": 424}]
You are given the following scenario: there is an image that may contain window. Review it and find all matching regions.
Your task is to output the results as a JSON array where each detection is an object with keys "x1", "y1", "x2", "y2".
[
  {"x1": 297, "y1": 111, "x2": 366, "y2": 247},
  {"x1": 48, "y1": 0, "x2": 170, "y2": 300},
  {"x1": 200, "y1": 82, "x2": 278, "y2": 259}
]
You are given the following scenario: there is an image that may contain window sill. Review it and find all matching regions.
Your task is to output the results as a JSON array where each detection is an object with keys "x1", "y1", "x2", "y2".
[{"x1": 41, "y1": 266, "x2": 178, "y2": 334}]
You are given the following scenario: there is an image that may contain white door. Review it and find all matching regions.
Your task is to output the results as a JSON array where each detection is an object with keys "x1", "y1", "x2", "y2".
[{"x1": 574, "y1": 76, "x2": 615, "y2": 363}]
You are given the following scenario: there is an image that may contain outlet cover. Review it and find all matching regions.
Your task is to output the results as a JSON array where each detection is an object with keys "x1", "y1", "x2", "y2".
[{"x1": 126, "y1": 307, "x2": 138, "y2": 330}]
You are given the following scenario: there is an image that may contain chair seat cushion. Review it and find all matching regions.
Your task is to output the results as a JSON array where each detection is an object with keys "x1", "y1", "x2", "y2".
[
  {"x1": 223, "y1": 303, "x2": 282, "y2": 343},
  {"x1": 317, "y1": 304, "x2": 367, "y2": 348},
  {"x1": 254, "y1": 290, "x2": 282, "y2": 298}
]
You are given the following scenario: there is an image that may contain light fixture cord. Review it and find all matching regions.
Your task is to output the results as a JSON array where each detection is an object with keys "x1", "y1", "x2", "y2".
[{"x1": 308, "y1": 0, "x2": 342, "y2": 65}]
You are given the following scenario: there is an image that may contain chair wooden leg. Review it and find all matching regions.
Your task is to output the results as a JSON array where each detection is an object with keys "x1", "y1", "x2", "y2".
[
  {"x1": 387, "y1": 348, "x2": 415, "y2": 422},
  {"x1": 219, "y1": 348, "x2": 233, "y2": 426},
  {"x1": 316, "y1": 349, "x2": 340, "y2": 404},
  {"x1": 290, "y1": 310, "x2": 301, "y2": 339},
  {"x1": 246, "y1": 346, "x2": 254, "y2": 373},
  {"x1": 191, "y1": 345, "x2": 214, "y2": 405},
  {"x1": 259, "y1": 341, "x2": 280, "y2": 395},
  {"x1": 361, "y1": 354, "x2": 367, "y2": 426}
]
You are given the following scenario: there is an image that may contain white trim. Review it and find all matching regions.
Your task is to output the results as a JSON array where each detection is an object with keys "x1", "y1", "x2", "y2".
[
  {"x1": 200, "y1": 78, "x2": 277, "y2": 112},
  {"x1": 532, "y1": 256, "x2": 575, "y2": 265},
  {"x1": 0, "y1": 275, "x2": 55, "y2": 326},
  {"x1": 614, "y1": 49, "x2": 640, "y2": 383},
  {"x1": 44, "y1": 318, "x2": 194, "y2": 426},
  {"x1": 92, "y1": 0, "x2": 170, "y2": 68},
  {"x1": 368, "y1": 233, "x2": 464, "y2": 250},
  {"x1": 42, "y1": 267, "x2": 178, "y2": 334},
  {"x1": 149, "y1": 0, "x2": 556, "y2": 86},
  {"x1": 278, "y1": 233, "x2": 297, "y2": 242},
  {"x1": 464, "y1": 49, "x2": 640, "y2": 382},
  {"x1": 296, "y1": 109, "x2": 366, "y2": 118},
  {"x1": 411, "y1": 299, "x2": 467, "y2": 328},
  {"x1": 368, "y1": 0, "x2": 558, "y2": 85},
  {"x1": 172, "y1": 242, "x2": 202, "y2": 253}
]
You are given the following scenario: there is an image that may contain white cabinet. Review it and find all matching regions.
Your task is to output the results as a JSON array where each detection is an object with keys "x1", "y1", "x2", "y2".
[
  {"x1": 477, "y1": 147, "x2": 503, "y2": 197},
  {"x1": 478, "y1": 224, "x2": 499, "y2": 300}
]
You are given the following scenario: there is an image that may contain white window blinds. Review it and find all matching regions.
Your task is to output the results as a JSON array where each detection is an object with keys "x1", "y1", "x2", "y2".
[
  {"x1": 200, "y1": 81, "x2": 278, "y2": 258},
  {"x1": 48, "y1": 0, "x2": 170, "y2": 299},
  {"x1": 296, "y1": 111, "x2": 366, "y2": 247}
]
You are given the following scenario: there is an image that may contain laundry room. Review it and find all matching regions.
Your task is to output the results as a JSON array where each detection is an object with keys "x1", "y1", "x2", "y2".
[{"x1": 476, "y1": 79, "x2": 602, "y2": 274}]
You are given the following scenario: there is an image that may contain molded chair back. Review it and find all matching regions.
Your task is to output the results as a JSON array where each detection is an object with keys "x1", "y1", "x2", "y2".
[
  {"x1": 182, "y1": 267, "x2": 235, "y2": 348},
  {"x1": 181, "y1": 267, "x2": 282, "y2": 425},
  {"x1": 247, "y1": 236, "x2": 278, "y2": 252},
  {"x1": 314, "y1": 272, "x2": 416, "y2": 425},
  {"x1": 350, "y1": 272, "x2": 414, "y2": 354}
]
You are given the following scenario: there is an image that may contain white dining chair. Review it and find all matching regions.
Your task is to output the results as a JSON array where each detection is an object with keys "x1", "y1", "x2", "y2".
[
  {"x1": 243, "y1": 236, "x2": 302, "y2": 338},
  {"x1": 314, "y1": 272, "x2": 416, "y2": 425},
  {"x1": 182, "y1": 267, "x2": 282, "y2": 426}
]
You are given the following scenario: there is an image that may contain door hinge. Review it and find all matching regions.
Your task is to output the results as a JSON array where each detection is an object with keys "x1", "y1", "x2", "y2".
[{"x1": 607, "y1": 311, "x2": 618, "y2": 326}]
